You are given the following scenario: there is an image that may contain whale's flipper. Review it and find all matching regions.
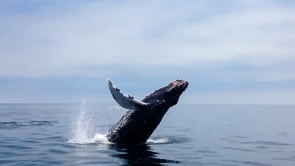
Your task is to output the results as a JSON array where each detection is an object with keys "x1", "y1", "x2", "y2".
[{"x1": 108, "y1": 80, "x2": 148, "y2": 110}]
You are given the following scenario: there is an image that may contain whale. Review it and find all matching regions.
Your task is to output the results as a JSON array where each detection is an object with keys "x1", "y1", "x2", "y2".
[{"x1": 106, "y1": 79, "x2": 189, "y2": 144}]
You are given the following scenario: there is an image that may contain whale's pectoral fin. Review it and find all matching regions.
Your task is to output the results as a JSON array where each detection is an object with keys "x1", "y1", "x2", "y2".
[{"x1": 108, "y1": 80, "x2": 148, "y2": 110}]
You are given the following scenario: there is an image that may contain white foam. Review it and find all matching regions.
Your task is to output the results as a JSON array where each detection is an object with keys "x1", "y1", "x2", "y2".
[
  {"x1": 93, "y1": 133, "x2": 110, "y2": 144},
  {"x1": 68, "y1": 133, "x2": 110, "y2": 145},
  {"x1": 147, "y1": 137, "x2": 170, "y2": 144}
]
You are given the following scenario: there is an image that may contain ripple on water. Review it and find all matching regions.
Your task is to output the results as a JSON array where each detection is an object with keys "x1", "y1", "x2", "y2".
[
  {"x1": 225, "y1": 160, "x2": 271, "y2": 166},
  {"x1": 0, "y1": 120, "x2": 57, "y2": 129},
  {"x1": 222, "y1": 146, "x2": 255, "y2": 152},
  {"x1": 240, "y1": 141, "x2": 291, "y2": 146}
]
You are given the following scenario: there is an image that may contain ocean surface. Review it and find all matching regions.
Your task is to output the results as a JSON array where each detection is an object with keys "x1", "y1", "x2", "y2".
[{"x1": 0, "y1": 103, "x2": 295, "y2": 166}]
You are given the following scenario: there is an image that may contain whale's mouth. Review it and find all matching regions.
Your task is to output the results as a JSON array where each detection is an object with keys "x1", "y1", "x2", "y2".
[
  {"x1": 168, "y1": 80, "x2": 189, "y2": 91},
  {"x1": 142, "y1": 79, "x2": 189, "y2": 103}
]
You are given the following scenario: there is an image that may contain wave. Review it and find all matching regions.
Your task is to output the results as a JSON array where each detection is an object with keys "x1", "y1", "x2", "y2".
[{"x1": 0, "y1": 121, "x2": 57, "y2": 129}]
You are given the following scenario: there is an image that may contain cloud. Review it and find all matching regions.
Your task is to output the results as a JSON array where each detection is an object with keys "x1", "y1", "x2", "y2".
[
  {"x1": 0, "y1": 0, "x2": 294, "y2": 77},
  {"x1": 0, "y1": 0, "x2": 294, "y2": 104}
]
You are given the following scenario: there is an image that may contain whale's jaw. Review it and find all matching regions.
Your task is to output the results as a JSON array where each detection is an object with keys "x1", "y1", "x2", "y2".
[{"x1": 142, "y1": 80, "x2": 189, "y2": 107}]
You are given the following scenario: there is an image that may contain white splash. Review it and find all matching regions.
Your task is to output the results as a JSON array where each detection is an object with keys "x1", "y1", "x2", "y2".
[
  {"x1": 93, "y1": 133, "x2": 110, "y2": 144},
  {"x1": 69, "y1": 101, "x2": 110, "y2": 144},
  {"x1": 147, "y1": 137, "x2": 170, "y2": 144}
]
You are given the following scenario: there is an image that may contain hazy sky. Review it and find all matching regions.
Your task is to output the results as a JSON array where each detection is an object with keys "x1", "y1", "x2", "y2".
[{"x1": 0, "y1": 0, "x2": 295, "y2": 104}]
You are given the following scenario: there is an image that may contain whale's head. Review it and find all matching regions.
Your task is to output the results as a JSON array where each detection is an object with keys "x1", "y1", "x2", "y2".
[{"x1": 142, "y1": 80, "x2": 189, "y2": 107}]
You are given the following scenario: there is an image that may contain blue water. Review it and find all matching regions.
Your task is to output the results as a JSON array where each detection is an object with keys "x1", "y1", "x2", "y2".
[{"x1": 0, "y1": 103, "x2": 295, "y2": 165}]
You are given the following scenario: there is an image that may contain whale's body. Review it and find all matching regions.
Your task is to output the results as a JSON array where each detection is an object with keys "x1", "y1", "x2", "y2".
[{"x1": 106, "y1": 80, "x2": 188, "y2": 144}]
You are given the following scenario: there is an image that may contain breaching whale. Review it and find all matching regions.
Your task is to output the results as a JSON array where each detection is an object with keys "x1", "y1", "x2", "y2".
[{"x1": 106, "y1": 79, "x2": 189, "y2": 144}]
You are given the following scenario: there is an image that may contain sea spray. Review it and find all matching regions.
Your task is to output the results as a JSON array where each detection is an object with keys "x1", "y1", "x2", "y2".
[
  {"x1": 69, "y1": 101, "x2": 96, "y2": 144},
  {"x1": 69, "y1": 101, "x2": 110, "y2": 144}
]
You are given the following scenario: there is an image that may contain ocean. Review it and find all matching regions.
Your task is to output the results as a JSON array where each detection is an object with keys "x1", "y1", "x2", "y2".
[{"x1": 0, "y1": 103, "x2": 295, "y2": 165}]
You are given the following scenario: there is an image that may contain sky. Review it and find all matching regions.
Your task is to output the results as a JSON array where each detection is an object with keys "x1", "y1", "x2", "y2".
[{"x1": 0, "y1": 0, "x2": 295, "y2": 104}]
